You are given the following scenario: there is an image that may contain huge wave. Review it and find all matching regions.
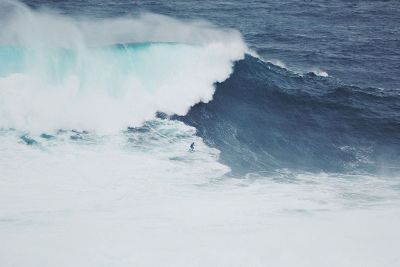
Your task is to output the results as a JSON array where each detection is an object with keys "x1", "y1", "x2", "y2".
[
  {"x1": 1, "y1": 2, "x2": 400, "y2": 266},
  {"x1": 178, "y1": 55, "x2": 400, "y2": 175},
  {"x1": 0, "y1": 0, "x2": 247, "y2": 133},
  {"x1": 1, "y1": 1, "x2": 399, "y2": 176}
]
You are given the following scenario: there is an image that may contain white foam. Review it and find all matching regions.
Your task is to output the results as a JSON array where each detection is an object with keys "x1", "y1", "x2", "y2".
[
  {"x1": 267, "y1": 59, "x2": 287, "y2": 69},
  {"x1": 0, "y1": 129, "x2": 400, "y2": 267},
  {"x1": 0, "y1": 1, "x2": 247, "y2": 133},
  {"x1": 261, "y1": 56, "x2": 329, "y2": 77},
  {"x1": 310, "y1": 68, "x2": 329, "y2": 77}
]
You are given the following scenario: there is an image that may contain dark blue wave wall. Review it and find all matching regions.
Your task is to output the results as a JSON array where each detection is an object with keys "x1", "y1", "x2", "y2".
[{"x1": 177, "y1": 55, "x2": 400, "y2": 175}]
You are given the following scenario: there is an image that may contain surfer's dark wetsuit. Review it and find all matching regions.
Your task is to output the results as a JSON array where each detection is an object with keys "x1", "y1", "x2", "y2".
[{"x1": 190, "y1": 142, "x2": 195, "y2": 151}]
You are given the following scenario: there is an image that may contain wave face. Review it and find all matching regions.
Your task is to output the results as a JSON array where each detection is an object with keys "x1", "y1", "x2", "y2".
[
  {"x1": 178, "y1": 55, "x2": 400, "y2": 175},
  {"x1": 0, "y1": 1, "x2": 246, "y2": 133}
]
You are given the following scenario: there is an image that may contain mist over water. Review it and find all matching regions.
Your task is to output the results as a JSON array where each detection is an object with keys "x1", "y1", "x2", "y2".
[
  {"x1": 1, "y1": 1, "x2": 400, "y2": 266},
  {"x1": 0, "y1": 0, "x2": 246, "y2": 133}
]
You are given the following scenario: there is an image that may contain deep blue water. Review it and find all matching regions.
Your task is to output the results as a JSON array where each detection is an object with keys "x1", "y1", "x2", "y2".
[
  {"x1": 18, "y1": 0, "x2": 400, "y2": 175},
  {"x1": 177, "y1": 56, "x2": 400, "y2": 175}
]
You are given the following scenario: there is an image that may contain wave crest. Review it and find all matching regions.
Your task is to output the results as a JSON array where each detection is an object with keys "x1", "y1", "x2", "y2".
[{"x1": 0, "y1": 1, "x2": 247, "y2": 133}]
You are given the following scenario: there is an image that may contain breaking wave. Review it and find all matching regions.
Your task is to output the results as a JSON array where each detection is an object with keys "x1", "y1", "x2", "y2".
[{"x1": 0, "y1": 0, "x2": 247, "y2": 133}]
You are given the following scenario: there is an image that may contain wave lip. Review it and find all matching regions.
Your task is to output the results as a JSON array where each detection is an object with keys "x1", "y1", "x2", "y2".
[{"x1": 0, "y1": 1, "x2": 248, "y2": 133}]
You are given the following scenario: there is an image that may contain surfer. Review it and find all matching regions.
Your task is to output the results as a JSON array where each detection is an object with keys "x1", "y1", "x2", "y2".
[{"x1": 190, "y1": 142, "x2": 195, "y2": 152}]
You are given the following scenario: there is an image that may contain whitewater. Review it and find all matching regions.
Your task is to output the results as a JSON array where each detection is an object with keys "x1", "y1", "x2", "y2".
[
  {"x1": 1, "y1": 1, "x2": 400, "y2": 266},
  {"x1": 0, "y1": 0, "x2": 246, "y2": 132}
]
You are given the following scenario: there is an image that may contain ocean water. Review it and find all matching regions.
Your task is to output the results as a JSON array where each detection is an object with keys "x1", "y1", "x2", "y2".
[{"x1": 0, "y1": 1, "x2": 400, "y2": 266}]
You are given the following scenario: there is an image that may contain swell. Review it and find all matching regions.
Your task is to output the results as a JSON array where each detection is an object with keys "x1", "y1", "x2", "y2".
[{"x1": 177, "y1": 55, "x2": 400, "y2": 175}]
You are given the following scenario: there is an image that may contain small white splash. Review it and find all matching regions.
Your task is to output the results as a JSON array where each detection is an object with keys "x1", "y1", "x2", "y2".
[
  {"x1": 310, "y1": 68, "x2": 329, "y2": 77},
  {"x1": 264, "y1": 58, "x2": 328, "y2": 78},
  {"x1": 267, "y1": 59, "x2": 287, "y2": 69}
]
